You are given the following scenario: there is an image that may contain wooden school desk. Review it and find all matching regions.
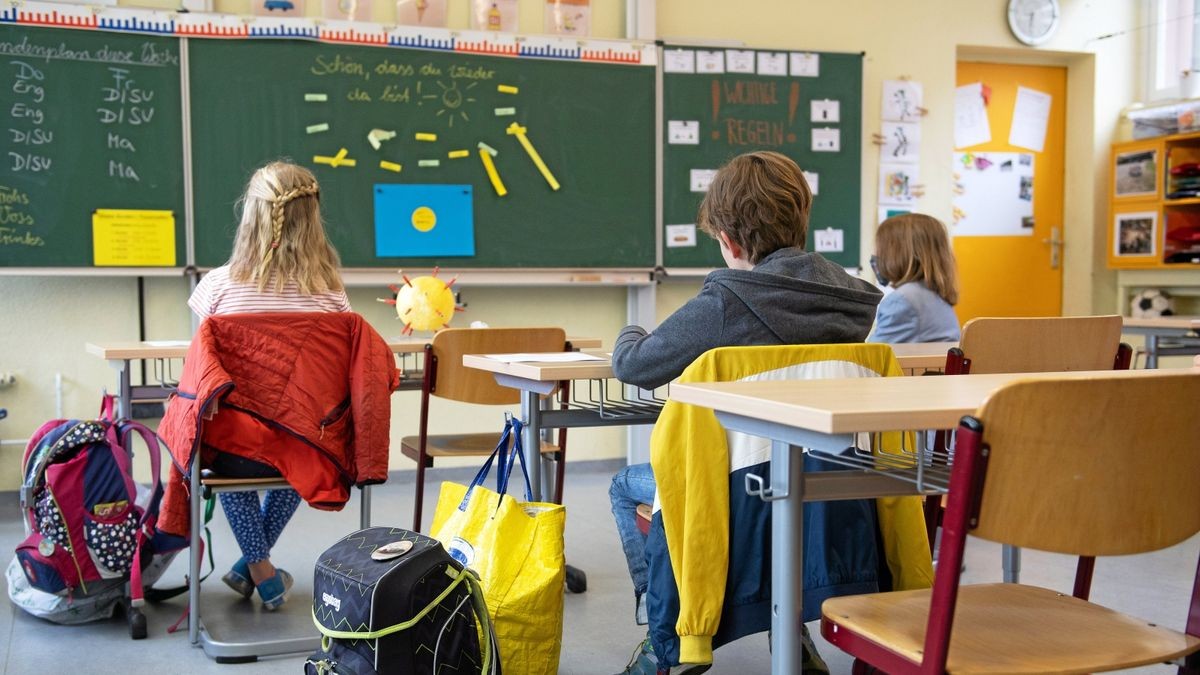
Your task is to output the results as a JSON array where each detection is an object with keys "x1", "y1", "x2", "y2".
[
  {"x1": 462, "y1": 342, "x2": 958, "y2": 499},
  {"x1": 1121, "y1": 316, "x2": 1200, "y2": 368},
  {"x1": 669, "y1": 367, "x2": 1186, "y2": 674},
  {"x1": 85, "y1": 336, "x2": 602, "y2": 418}
]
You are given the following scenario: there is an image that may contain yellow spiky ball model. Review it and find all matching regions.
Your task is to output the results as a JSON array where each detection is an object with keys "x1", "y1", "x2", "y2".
[{"x1": 378, "y1": 267, "x2": 463, "y2": 335}]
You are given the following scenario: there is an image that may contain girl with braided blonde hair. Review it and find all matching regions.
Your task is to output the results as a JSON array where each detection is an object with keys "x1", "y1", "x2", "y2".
[{"x1": 188, "y1": 160, "x2": 351, "y2": 610}]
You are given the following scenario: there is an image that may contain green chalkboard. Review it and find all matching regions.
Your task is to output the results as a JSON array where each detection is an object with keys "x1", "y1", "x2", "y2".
[
  {"x1": 662, "y1": 46, "x2": 861, "y2": 269},
  {"x1": 190, "y1": 39, "x2": 655, "y2": 269},
  {"x1": 0, "y1": 25, "x2": 184, "y2": 267}
]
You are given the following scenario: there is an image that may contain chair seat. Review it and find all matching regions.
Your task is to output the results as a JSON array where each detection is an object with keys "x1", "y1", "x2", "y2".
[
  {"x1": 199, "y1": 475, "x2": 290, "y2": 489},
  {"x1": 822, "y1": 583, "x2": 1200, "y2": 673},
  {"x1": 400, "y1": 433, "x2": 560, "y2": 460}
]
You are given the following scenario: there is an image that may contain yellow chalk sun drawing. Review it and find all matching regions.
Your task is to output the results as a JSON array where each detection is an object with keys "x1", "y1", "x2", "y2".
[
  {"x1": 377, "y1": 267, "x2": 464, "y2": 335},
  {"x1": 421, "y1": 80, "x2": 477, "y2": 128}
]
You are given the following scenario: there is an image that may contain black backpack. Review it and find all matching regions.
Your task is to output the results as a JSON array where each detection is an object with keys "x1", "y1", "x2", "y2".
[{"x1": 306, "y1": 527, "x2": 498, "y2": 675}]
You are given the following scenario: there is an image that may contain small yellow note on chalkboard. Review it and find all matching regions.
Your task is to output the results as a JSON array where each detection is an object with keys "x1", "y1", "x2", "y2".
[{"x1": 92, "y1": 209, "x2": 176, "y2": 266}]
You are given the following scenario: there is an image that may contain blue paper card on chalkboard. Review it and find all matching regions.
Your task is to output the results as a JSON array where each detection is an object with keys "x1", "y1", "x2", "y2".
[{"x1": 374, "y1": 184, "x2": 475, "y2": 258}]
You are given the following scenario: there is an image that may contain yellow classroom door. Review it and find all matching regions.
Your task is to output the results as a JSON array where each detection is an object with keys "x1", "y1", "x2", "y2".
[{"x1": 953, "y1": 62, "x2": 1066, "y2": 323}]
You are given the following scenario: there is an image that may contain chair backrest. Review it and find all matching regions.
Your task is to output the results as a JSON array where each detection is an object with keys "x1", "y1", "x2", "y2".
[
  {"x1": 967, "y1": 372, "x2": 1200, "y2": 556},
  {"x1": 430, "y1": 327, "x2": 566, "y2": 404},
  {"x1": 958, "y1": 315, "x2": 1122, "y2": 374}
]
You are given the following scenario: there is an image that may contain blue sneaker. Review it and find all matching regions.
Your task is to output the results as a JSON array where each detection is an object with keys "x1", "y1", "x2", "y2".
[
  {"x1": 221, "y1": 558, "x2": 254, "y2": 600},
  {"x1": 256, "y1": 569, "x2": 293, "y2": 611},
  {"x1": 614, "y1": 638, "x2": 712, "y2": 675}
]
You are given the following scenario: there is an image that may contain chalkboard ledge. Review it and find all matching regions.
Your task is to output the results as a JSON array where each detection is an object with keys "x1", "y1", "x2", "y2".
[
  {"x1": 0, "y1": 267, "x2": 189, "y2": 277},
  {"x1": 323, "y1": 268, "x2": 655, "y2": 288}
]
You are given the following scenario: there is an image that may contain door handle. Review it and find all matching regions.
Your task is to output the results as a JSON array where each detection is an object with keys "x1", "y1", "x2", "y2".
[{"x1": 1041, "y1": 226, "x2": 1063, "y2": 270}]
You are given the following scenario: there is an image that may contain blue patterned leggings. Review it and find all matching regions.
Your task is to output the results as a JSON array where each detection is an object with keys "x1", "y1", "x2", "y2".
[{"x1": 219, "y1": 489, "x2": 302, "y2": 563}]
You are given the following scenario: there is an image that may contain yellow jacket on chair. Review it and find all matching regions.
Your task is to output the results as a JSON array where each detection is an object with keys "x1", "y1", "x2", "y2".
[{"x1": 646, "y1": 344, "x2": 934, "y2": 666}]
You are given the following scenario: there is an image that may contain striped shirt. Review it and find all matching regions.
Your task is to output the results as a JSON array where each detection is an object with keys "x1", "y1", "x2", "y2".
[{"x1": 188, "y1": 265, "x2": 352, "y2": 319}]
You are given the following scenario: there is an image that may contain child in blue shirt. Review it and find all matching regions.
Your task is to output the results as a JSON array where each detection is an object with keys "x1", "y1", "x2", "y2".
[{"x1": 869, "y1": 213, "x2": 961, "y2": 344}]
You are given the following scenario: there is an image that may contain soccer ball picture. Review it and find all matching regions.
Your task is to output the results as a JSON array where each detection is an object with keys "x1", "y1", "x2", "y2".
[{"x1": 1130, "y1": 289, "x2": 1175, "y2": 318}]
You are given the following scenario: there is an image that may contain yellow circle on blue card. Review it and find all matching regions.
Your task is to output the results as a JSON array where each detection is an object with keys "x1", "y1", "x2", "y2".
[{"x1": 411, "y1": 206, "x2": 436, "y2": 232}]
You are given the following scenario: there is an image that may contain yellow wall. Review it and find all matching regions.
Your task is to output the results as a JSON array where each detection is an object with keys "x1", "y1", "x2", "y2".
[{"x1": 0, "y1": 0, "x2": 1148, "y2": 489}]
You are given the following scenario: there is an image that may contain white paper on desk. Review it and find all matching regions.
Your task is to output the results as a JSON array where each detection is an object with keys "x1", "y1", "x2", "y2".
[
  {"x1": 144, "y1": 340, "x2": 191, "y2": 347},
  {"x1": 954, "y1": 82, "x2": 991, "y2": 149},
  {"x1": 484, "y1": 352, "x2": 606, "y2": 363},
  {"x1": 1009, "y1": 86, "x2": 1051, "y2": 152}
]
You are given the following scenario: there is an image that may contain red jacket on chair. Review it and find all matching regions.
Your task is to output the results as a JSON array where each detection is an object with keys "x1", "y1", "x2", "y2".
[{"x1": 157, "y1": 312, "x2": 399, "y2": 537}]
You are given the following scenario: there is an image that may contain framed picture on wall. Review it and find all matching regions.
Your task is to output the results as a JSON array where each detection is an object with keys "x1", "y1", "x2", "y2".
[
  {"x1": 1114, "y1": 211, "x2": 1157, "y2": 257},
  {"x1": 1114, "y1": 149, "x2": 1158, "y2": 198}
]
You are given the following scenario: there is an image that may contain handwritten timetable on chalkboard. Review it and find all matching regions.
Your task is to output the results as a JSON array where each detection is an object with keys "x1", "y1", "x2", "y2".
[{"x1": 0, "y1": 25, "x2": 185, "y2": 267}]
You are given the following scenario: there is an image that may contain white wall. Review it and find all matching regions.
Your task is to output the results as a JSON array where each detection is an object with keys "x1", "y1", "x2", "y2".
[{"x1": 0, "y1": 0, "x2": 1145, "y2": 489}]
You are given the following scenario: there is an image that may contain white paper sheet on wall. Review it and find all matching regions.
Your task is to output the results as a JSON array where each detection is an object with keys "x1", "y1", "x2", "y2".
[
  {"x1": 881, "y1": 80, "x2": 923, "y2": 122},
  {"x1": 951, "y1": 151, "x2": 1035, "y2": 236},
  {"x1": 881, "y1": 121, "x2": 920, "y2": 163},
  {"x1": 696, "y1": 50, "x2": 725, "y2": 73},
  {"x1": 954, "y1": 82, "x2": 991, "y2": 149},
  {"x1": 1009, "y1": 86, "x2": 1051, "y2": 152},
  {"x1": 757, "y1": 52, "x2": 788, "y2": 76},
  {"x1": 790, "y1": 52, "x2": 819, "y2": 77},
  {"x1": 879, "y1": 162, "x2": 920, "y2": 205},
  {"x1": 663, "y1": 49, "x2": 695, "y2": 73},
  {"x1": 725, "y1": 49, "x2": 756, "y2": 73}
]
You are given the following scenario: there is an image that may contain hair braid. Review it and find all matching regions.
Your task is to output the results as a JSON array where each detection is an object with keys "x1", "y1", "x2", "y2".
[{"x1": 254, "y1": 182, "x2": 319, "y2": 281}]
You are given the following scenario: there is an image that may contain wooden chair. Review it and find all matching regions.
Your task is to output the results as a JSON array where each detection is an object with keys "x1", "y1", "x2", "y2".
[
  {"x1": 925, "y1": 315, "x2": 1132, "y2": 568},
  {"x1": 821, "y1": 372, "x2": 1200, "y2": 674},
  {"x1": 401, "y1": 327, "x2": 569, "y2": 531}
]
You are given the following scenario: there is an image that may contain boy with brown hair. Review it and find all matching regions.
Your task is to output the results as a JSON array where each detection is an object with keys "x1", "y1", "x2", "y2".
[{"x1": 610, "y1": 151, "x2": 882, "y2": 674}]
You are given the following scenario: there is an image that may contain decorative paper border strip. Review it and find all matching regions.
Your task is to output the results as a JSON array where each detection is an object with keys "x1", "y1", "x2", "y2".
[{"x1": 0, "y1": 0, "x2": 655, "y2": 66}]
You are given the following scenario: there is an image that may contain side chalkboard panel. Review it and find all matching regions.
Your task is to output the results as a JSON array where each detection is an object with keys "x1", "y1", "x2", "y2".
[
  {"x1": 662, "y1": 47, "x2": 862, "y2": 270},
  {"x1": 0, "y1": 25, "x2": 184, "y2": 267},
  {"x1": 190, "y1": 39, "x2": 655, "y2": 269}
]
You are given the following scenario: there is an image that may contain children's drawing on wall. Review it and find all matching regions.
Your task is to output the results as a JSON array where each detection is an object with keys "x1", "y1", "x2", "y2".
[
  {"x1": 952, "y1": 151, "x2": 1035, "y2": 236},
  {"x1": 1009, "y1": 86, "x2": 1051, "y2": 152},
  {"x1": 881, "y1": 79, "x2": 923, "y2": 122},
  {"x1": 253, "y1": 0, "x2": 304, "y2": 16},
  {"x1": 881, "y1": 122, "x2": 919, "y2": 163},
  {"x1": 470, "y1": 0, "x2": 517, "y2": 31},
  {"x1": 878, "y1": 163, "x2": 919, "y2": 206},
  {"x1": 1114, "y1": 150, "x2": 1157, "y2": 197},
  {"x1": 396, "y1": 0, "x2": 447, "y2": 26},
  {"x1": 1115, "y1": 212, "x2": 1156, "y2": 257},
  {"x1": 545, "y1": 0, "x2": 590, "y2": 35},
  {"x1": 322, "y1": 0, "x2": 370, "y2": 21},
  {"x1": 953, "y1": 82, "x2": 991, "y2": 148}
]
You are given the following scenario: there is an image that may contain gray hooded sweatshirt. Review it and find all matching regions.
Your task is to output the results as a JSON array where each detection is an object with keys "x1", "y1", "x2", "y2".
[{"x1": 612, "y1": 247, "x2": 883, "y2": 389}]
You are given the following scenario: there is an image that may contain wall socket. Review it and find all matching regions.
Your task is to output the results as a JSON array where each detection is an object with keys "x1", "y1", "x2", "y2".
[{"x1": 0, "y1": 373, "x2": 15, "y2": 388}]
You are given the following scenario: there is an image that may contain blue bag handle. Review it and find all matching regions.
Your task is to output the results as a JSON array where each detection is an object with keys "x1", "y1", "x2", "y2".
[
  {"x1": 498, "y1": 417, "x2": 535, "y2": 503},
  {"x1": 457, "y1": 417, "x2": 514, "y2": 512}
]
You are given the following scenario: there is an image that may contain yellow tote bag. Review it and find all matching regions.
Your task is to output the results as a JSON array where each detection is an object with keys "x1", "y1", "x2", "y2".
[{"x1": 430, "y1": 417, "x2": 565, "y2": 675}]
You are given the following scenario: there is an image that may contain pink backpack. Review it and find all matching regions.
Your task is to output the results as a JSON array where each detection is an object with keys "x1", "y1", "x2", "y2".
[{"x1": 12, "y1": 395, "x2": 182, "y2": 637}]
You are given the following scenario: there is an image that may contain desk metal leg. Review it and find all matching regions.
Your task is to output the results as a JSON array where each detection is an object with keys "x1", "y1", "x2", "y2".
[
  {"x1": 359, "y1": 485, "x2": 372, "y2": 530},
  {"x1": 1002, "y1": 544, "x2": 1021, "y2": 584},
  {"x1": 188, "y1": 451, "x2": 202, "y2": 645},
  {"x1": 1146, "y1": 335, "x2": 1159, "y2": 369},
  {"x1": 520, "y1": 390, "x2": 543, "y2": 501},
  {"x1": 770, "y1": 440, "x2": 804, "y2": 673},
  {"x1": 110, "y1": 358, "x2": 133, "y2": 419}
]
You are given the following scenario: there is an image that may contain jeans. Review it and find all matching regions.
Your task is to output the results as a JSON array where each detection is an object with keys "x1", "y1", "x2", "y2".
[{"x1": 609, "y1": 462, "x2": 657, "y2": 610}]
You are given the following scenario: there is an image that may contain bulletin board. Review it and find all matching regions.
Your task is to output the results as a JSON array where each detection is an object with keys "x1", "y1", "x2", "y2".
[{"x1": 661, "y1": 44, "x2": 862, "y2": 269}]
